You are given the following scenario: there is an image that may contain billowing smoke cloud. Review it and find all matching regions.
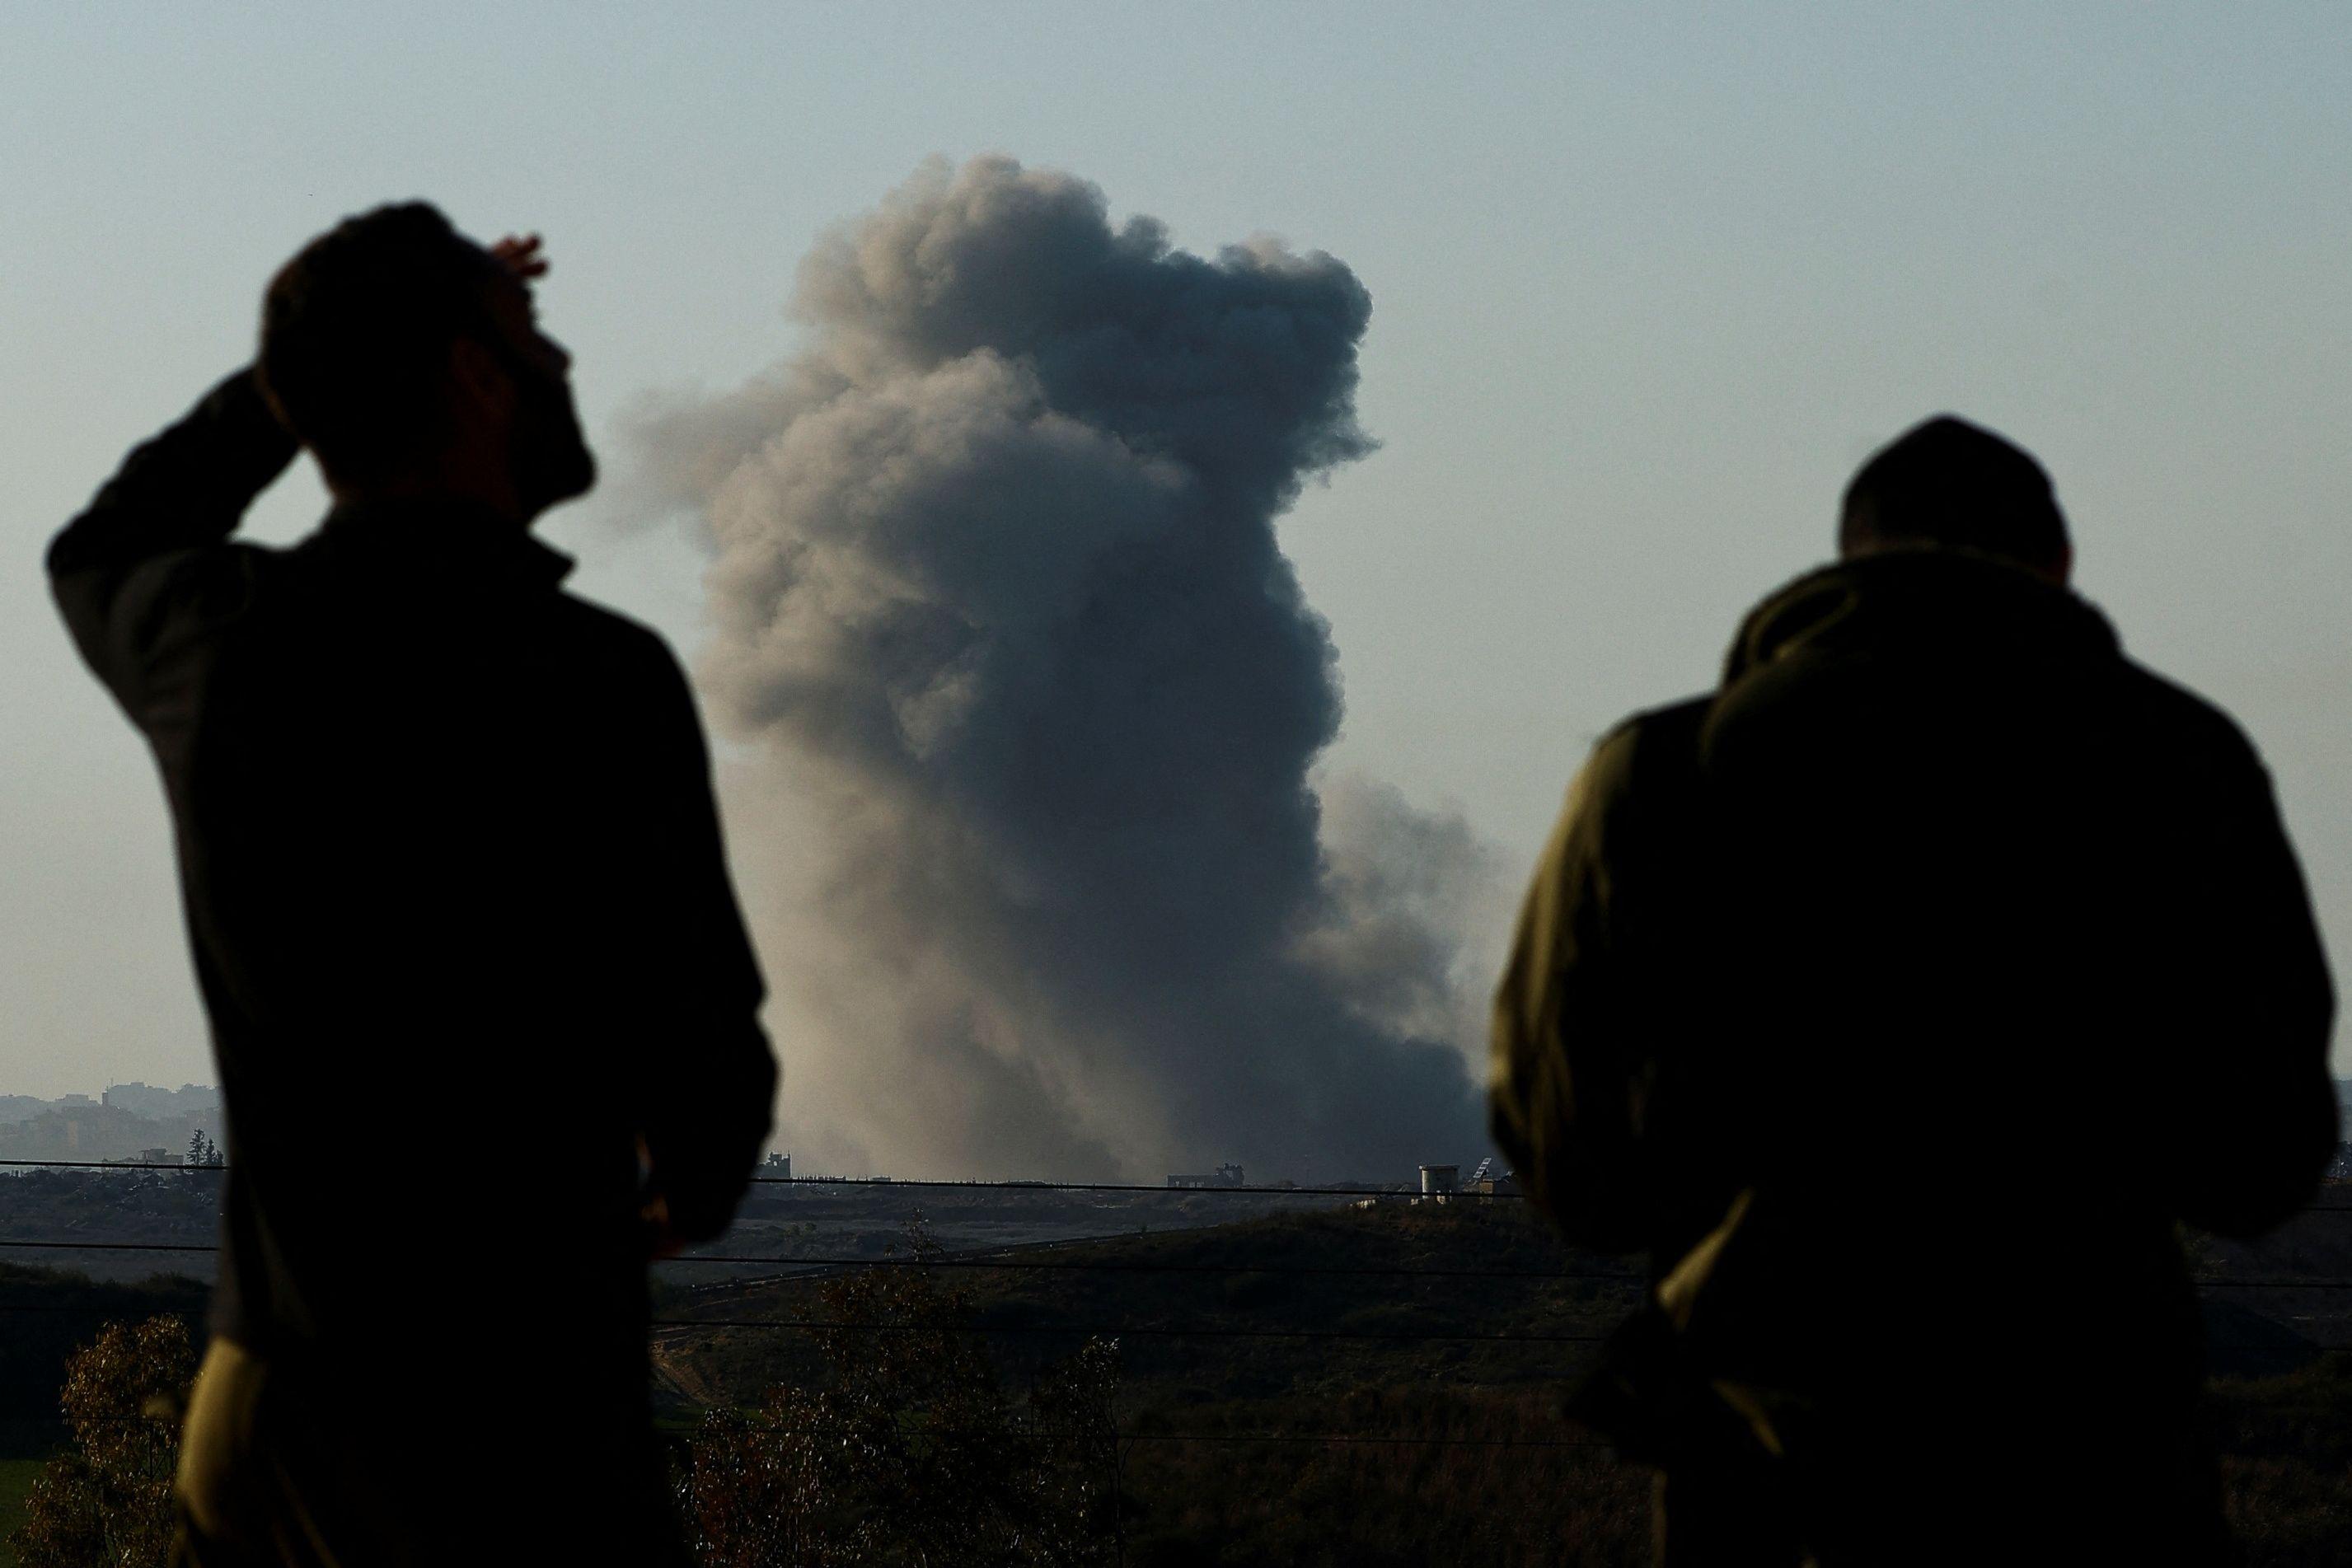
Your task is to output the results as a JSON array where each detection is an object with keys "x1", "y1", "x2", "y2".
[{"x1": 637, "y1": 156, "x2": 1497, "y2": 1181}]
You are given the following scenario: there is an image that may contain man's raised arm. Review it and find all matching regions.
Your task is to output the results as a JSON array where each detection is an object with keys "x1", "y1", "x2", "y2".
[
  {"x1": 625, "y1": 641, "x2": 780, "y2": 1247},
  {"x1": 47, "y1": 369, "x2": 297, "y2": 714},
  {"x1": 1491, "y1": 723, "x2": 1657, "y2": 1257}
]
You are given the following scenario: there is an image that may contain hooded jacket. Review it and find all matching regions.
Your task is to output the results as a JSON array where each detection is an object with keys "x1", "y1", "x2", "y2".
[{"x1": 1491, "y1": 549, "x2": 2336, "y2": 1561}]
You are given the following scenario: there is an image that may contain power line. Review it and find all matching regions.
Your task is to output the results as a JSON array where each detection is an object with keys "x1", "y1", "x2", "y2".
[
  {"x1": 0, "y1": 1409, "x2": 1609, "y2": 1452},
  {"x1": 0, "y1": 1299, "x2": 1613, "y2": 1337},
  {"x1": 0, "y1": 1234, "x2": 1644, "y2": 1284},
  {"x1": 673, "y1": 1416, "x2": 1614, "y2": 1453},
  {"x1": 657, "y1": 1316, "x2": 1601, "y2": 1346},
  {"x1": 678, "y1": 1252, "x2": 1639, "y2": 1281},
  {"x1": 8, "y1": 1158, "x2": 2350, "y2": 1212},
  {"x1": 2, "y1": 1237, "x2": 2348, "y2": 1292},
  {"x1": 1117, "y1": 1430, "x2": 1606, "y2": 1450},
  {"x1": 742, "y1": 1175, "x2": 1504, "y2": 1200},
  {"x1": 666, "y1": 1257, "x2": 2352, "y2": 1290},
  {"x1": 0, "y1": 1302, "x2": 206, "y2": 1316},
  {"x1": 0, "y1": 1160, "x2": 1485, "y2": 1201},
  {"x1": 1, "y1": 1161, "x2": 223, "y2": 1174},
  {"x1": 676, "y1": 1417, "x2": 1613, "y2": 1452},
  {"x1": 0, "y1": 1239, "x2": 215, "y2": 1254}
]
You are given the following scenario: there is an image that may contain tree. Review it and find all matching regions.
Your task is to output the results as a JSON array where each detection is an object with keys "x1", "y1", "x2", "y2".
[
  {"x1": 183, "y1": 1131, "x2": 221, "y2": 1168},
  {"x1": 675, "y1": 1220, "x2": 1123, "y2": 1567},
  {"x1": 9, "y1": 1315, "x2": 194, "y2": 1568}
]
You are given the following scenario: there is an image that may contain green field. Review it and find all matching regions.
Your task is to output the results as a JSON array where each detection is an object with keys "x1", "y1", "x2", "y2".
[{"x1": 0, "y1": 1456, "x2": 48, "y2": 1568}]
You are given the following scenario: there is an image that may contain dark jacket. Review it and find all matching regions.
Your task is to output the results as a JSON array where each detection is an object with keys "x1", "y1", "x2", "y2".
[
  {"x1": 1491, "y1": 549, "x2": 2336, "y2": 1564},
  {"x1": 49, "y1": 372, "x2": 776, "y2": 1547}
]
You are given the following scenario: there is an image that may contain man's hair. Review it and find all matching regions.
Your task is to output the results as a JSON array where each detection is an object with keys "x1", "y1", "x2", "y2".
[
  {"x1": 1839, "y1": 415, "x2": 2069, "y2": 570},
  {"x1": 257, "y1": 203, "x2": 503, "y2": 485}
]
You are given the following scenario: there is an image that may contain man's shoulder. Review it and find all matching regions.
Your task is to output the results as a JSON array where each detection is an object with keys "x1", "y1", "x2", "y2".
[
  {"x1": 2110, "y1": 658, "x2": 2263, "y2": 772},
  {"x1": 548, "y1": 590, "x2": 684, "y2": 673},
  {"x1": 544, "y1": 590, "x2": 706, "y2": 733},
  {"x1": 1589, "y1": 695, "x2": 1712, "y2": 779},
  {"x1": 1563, "y1": 696, "x2": 1715, "y2": 830},
  {"x1": 1600, "y1": 695, "x2": 1712, "y2": 745}
]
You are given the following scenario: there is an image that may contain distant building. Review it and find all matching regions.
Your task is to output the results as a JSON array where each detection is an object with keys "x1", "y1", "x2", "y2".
[
  {"x1": 761, "y1": 1151, "x2": 792, "y2": 1181},
  {"x1": 1168, "y1": 1162, "x2": 1244, "y2": 1189},
  {"x1": 102, "y1": 1082, "x2": 221, "y2": 1120},
  {"x1": 0, "y1": 1093, "x2": 226, "y2": 1167},
  {"x1": 1418, "y1": 1164, "x2": 1459, "y2": 1196}
]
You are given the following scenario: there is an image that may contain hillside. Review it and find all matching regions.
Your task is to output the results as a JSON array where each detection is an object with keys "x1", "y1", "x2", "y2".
[
  {"x1": 0, "y1": 1163, "x2": 1344, "y2": 1287},
  {"x1": 6, "y1": 1174, "x2": 2346, "y2": 1563},
  {"x1": 0, "y1": 1168, "x2": 226, "y2": 1285},
  {"x1": 659, "y1": 1199, "x2": 1658, "y2": 1566},
  {"x1": 654, "y1": 1192, "x2": 2352, "y2": 1566},
  {"x1": 657, "y1": 1198, "x2": 1636, "y2": 1407},
  {"x1": 0, "y1": 1265, "x2": 207, "y2": 1458}
]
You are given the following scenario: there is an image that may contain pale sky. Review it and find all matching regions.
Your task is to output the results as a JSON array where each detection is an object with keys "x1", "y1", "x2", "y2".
[{"x1": 5, "y1": 3, "x2": 2346, "y2": 1106}]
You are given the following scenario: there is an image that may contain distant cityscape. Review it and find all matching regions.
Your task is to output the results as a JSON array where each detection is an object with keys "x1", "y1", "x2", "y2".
[{"x1": 0, "y1": 1082, "x2": 225, "y2": 1165}]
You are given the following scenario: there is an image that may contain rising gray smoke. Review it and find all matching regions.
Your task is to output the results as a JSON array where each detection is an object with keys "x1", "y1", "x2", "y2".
[{"x1": 636, "y1": 156, "x2": 1497, "y2": 1180}]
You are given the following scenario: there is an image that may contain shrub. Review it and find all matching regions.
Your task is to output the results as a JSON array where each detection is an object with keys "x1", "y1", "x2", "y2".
[
  {"x1": 675, "y1": 1222, "x2": 1123, "y2": 1566},
  {"x1": 9, "y1": 1315, "x2": 193, "y2": 1568}
]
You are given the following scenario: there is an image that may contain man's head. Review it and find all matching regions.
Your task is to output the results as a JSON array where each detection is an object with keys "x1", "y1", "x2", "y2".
[
  {"x1": 257, "y1": 202, "x2": 595, "y2": 522},
  {"x1": 1839, "y1": 415, "x2": 2071, "y2": 583}
]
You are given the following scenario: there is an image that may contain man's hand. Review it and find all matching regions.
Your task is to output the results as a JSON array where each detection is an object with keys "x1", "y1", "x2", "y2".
[
  {"x1": 490, "y1": 233, "x2": 549, "y2": 283},
  {"x1": 636, "y1": 1134, "x2": 684, "y2": 1261},
  {"x1": 641, "y1": 1191, "x2": 685, "y2": 1262}
]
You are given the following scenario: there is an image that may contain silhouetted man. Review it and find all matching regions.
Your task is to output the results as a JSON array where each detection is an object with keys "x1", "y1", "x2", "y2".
[
  {"x1": 48, "y1": 205, "x2": 776, "y2": 1565},
  {"x1": 1492, "y1": 418, "x2": 2336, "y2": 1566}
]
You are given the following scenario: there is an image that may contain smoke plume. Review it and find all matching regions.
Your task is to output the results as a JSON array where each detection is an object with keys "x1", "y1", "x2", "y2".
[{"x1": 637, "y1": 156, "x2": 1497, "y2": 1181}]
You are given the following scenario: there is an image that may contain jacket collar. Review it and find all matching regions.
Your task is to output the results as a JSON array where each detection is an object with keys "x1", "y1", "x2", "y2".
[{"x1": 313, "y1": 495, "x2": 577, "y2": 592}]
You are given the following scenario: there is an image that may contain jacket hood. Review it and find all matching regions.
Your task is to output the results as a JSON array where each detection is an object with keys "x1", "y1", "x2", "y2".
[{"x1": 1722, "y1": 547, "x2": 2119, "y2": 689}]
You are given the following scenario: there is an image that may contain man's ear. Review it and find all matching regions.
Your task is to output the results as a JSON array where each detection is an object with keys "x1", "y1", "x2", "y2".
[{"x1": 447, "y1": 335, "x2": 514, "y2": 419}]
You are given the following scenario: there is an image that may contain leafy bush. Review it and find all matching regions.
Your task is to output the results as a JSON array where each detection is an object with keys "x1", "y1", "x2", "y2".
[
  {"x1": 8, "y1": 1315, "x2": 192, "y2": 1568},
  {"x1": 675, "y1": 1222, "x2": 1124, "y2": 1566}
]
